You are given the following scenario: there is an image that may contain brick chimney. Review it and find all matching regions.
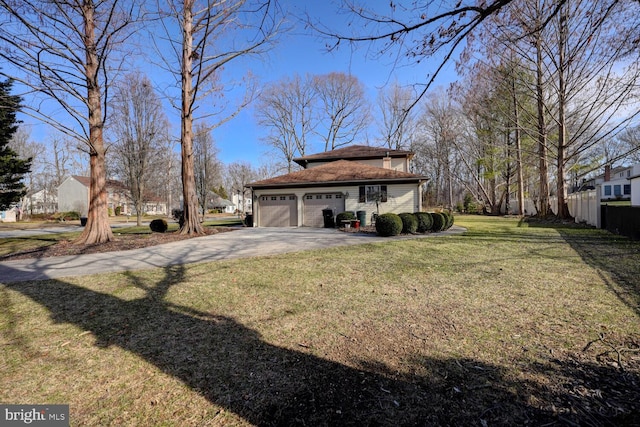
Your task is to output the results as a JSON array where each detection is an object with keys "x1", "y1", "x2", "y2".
[{"x1": 604, "y1": 164, "x2": 611, "y2": 182}]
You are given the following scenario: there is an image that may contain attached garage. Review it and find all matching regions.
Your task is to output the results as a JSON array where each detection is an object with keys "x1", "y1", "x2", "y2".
[
  {"x1": 258, "y1": 195, "x2": 298, "y2": 227},
  {"x1": 303, "y1": 193, "x2": 345, "y2": 227}
]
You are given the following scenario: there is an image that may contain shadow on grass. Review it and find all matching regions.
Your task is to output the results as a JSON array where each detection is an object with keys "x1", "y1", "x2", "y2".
[
  {"x1": 522, "y1": 218, "x2": 640, "y2": 318},
  {"x1": 3, "y1": 263, "x2": 639, "y2": 426}
]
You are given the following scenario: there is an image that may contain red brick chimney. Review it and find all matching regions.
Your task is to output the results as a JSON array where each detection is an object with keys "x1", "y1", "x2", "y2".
[{"x1": 604, "y1": 164, "x2": 611, "y2": 182}]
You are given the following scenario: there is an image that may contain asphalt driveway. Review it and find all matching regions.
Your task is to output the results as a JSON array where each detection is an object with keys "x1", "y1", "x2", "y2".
[{"x1": 0, "y1": 226, "x2": 465, "y2": 283}]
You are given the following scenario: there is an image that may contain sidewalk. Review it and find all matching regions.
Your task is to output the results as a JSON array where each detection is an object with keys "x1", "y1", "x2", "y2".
[{"x1": 0, "y1": 226, "x2": 466, "y2": 283}]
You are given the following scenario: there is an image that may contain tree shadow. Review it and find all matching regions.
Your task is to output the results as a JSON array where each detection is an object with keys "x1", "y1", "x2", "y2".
[
  {"x1": 523, "y1": 219, "x2": 640, "y2": 318},
  {"x1": 3, "y1": 264, "x2": 639, "y2": 426}
]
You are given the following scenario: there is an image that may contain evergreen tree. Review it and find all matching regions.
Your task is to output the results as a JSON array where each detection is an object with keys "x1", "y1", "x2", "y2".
[{"x1": 0, "y1": 78, "x2": 31, "y2": 210}]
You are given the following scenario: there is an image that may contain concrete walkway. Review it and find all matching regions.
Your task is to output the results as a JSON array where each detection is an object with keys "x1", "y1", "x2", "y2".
[{"x1": 0, "y1": 226, "x2": 465, "y2": 283}]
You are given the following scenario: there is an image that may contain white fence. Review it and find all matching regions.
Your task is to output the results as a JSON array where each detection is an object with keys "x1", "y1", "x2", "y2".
[{"x1": 504, "y1": 190, "x2": 599, "y2": 227}]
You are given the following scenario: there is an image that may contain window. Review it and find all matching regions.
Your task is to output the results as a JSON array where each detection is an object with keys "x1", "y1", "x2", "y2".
[
  {"x1": 271, "y1": 196, "x2": 277, "y2": 201},
  {"x1": 280, "y1": 196, "x2": 286, "y2": 200},
  {"x1": 306, "y1": 195, "x2": 312, "y2": 200},
  {"x1": 335, "y1": 194, "x2": 342, "y2": 199},
  {"x1": 326, "y1": 195, "x2": 332, "y2": 199},
  {"x1": 359, "y1": 185, "x2": 388, "y2": 203},
  {"x1": 289, "y1": 195, "x2": 296, "y2": 200},
  {"x1": 316, "y1": 195, "x2": 322, "y2": 199},
  {"x1": 624, "y1": 184, "x2": 631, "y2": 195},
  {"x1": 604, "y1": 185, "x2": 612, "y2": 196},
  {"x1": 614, "y1": 185, "x2": 622, "y2": 196}
]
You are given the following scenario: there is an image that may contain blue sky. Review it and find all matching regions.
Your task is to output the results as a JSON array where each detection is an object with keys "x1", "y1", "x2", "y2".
[
  {"x1": 16, "y1": 1, "x2": 459, "y2": 169},
  {"x1": 213, "y1": 1, "x2": 459, "y2": 167}
]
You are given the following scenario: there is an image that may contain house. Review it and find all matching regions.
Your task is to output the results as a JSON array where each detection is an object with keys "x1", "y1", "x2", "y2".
[
  {"x1": 231, "y1": 191, "x2": 252, "y2": 214},
  {"x1": 246, "y1": 145, "x2": 428, "y2": 227},
  {"x1": 23, "y1": 188, "x2": 58, "y2": 214},
  {"x1": 577, "y1": 164, "x2": 638, "y2": 201},
  {"x1": 57, "y1": 175, "x2": 167, "y2": 216},
  {"x1": 209, "y1": 195, "x2": 236, "y2": 214}
]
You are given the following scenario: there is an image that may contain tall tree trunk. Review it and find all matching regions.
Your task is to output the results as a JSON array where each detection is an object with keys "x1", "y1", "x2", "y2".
[
  {"x1": 179, "y1": 0, "x2": 204, "y2": 235},
  {"x1": 512, "y1": 73, "x2": 525, "y2": 216},
  {"x1": 505, "y1": 130, "x2": 512, "y2": 215},
  {"x1": 535, "y1": 35, "x2": 551, "y2": 217},
  {"x1": 556, "y1": 4, "x2": 571, "y2": 219},
  {"x1": 76, "y1": 0, "x2": 114, "y2": 245}
]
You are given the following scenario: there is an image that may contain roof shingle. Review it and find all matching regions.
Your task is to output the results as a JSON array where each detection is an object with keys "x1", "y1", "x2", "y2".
[{"x1": 248, "y1": 160, "x2": 426, "y2": 188}]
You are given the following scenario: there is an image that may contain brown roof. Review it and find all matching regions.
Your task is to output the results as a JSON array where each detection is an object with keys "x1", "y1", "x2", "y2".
[
  {"x1": 72, "y1": 175, "x2": 128, "y2": 191},
  {"x1": 248, "y1": 160, "x2": 426, "y2": 189},
  {"x1": 293, "y1": 145, "x2": 413, "y2": 167}
]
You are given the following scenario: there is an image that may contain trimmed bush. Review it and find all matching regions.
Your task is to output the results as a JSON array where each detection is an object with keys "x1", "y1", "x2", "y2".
[
  {"x1": 431, "y1": 212, "x2": 446, "y2": 232},
  {"x1": 336, "y1": 211, "x2": 356, "y2": 227},
  {"x1": 399, "y1": 212, "x2": 418, "y2": 234},
  {"x1": 444, "y1": 211, "x2": 454, "y2": 229},
  {"x1": 54, "y1": 211, "x2": 80, "y2": 221},
  {"x1": 414, "y1": 212, "x2": 433, "y2": 233},
  {"x1": 115, "y1": 206, "x2": 122, "y2": 216},
  {"x1": 149, "y1": 218, "x2": 168, "y2": 233},
  {"x1": 375, "y1": 213, "x2": 403, "y2": 237}
]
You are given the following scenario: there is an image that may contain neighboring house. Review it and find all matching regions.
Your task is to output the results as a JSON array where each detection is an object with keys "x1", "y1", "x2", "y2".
[
  {"x1": 231, "y1": 191, "x2": 252, "y2": 214},
  {"x1": 577, "y1": 164, "x2": 638, "y2": 200},
  {"x1": 210, "y1": 195, "x2": 236, "y2": 214},
  {"x1": 246, "y1": 145, "x2": 428, "y2": 227},
  {"x1": 57, "y1": 175, "x2": 167, "y2": 216},
  {"x1": 23, "y1": 189, "x2": 57, "y2": 214}
]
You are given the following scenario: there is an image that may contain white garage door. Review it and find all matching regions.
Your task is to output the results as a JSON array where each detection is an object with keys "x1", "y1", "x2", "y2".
[
  {"x1": 303, "y1": 193, "x2": 345, "y2": 227},
  {"x1": 258, "y1": 195, "x2": 298, "y2": 227}
]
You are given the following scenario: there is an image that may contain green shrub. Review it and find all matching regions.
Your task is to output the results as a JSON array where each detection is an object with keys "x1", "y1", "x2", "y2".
[
  {"x1": 414, "y1": 212, "x2": 433, "y2": 233},
  {"x1": 431, "y1": 212, "x2": 446, "y2": 232},
  {"x1": 444, "y1": 211, "x2": 454, "y2": 229},
  {"x1": 375, "y1": 213, "x2": 403, "y2": 237},
  {"x1": 336, "y1": 211, "x2": 356, "y2": 227},
  {"x1": 399, "y1": 212, "x2": 418, "y2": 234},
  {"x1": 54, "y1": 211, "x2": 80, "y2": 221},
  {"x1": 115, "y1": 206, "x2": 122, "y2": 216},
  {"x1": 149, "y1": 218, "x2": 168, "y2": 233}
]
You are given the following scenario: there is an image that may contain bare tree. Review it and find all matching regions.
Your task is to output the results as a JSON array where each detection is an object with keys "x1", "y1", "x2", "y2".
[
  {"x1": 0, "y1": 0, "x2": 138, "y2": 243},
  {"x1": 109, "y1": 72, "x2": 169, "y2": 226},
  {"x1": 193, "y1": 123, "x2": 221, "y2": 216},
  {"x1": 312, "y1": 72, "x2": 370, "y2": 151},
  {"x1": 225, "y1": 161, "x2": 256, "y2": 214},
  {"x1": 156, "y1": 0, "x2": 283, "y2": 234},
  {"x1": 376, "y1": 83, "x2": 416, "y2": 150},
  {"x1": 256, "y1": 74, "x2": 315, "y2": 172}
]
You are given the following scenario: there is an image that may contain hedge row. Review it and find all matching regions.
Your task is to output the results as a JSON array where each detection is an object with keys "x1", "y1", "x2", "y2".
[{"x1": 375, "y1": 211, "x2": 454, "y2": 237}]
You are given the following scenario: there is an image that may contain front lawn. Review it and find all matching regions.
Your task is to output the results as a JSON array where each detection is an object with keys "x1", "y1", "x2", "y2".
[{"x1": 1, "y1": 216, "x2": 638, "y2": 425}]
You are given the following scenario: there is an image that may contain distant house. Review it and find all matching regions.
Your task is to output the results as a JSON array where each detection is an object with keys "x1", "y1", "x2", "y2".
[
  {"x1": 23, "y1": 188, "x2": 57, "y2": 214},
  {"x1": 57, "y1": 175, "x2": 167, "y2": 216},
  {"x1": 209, "y1": 195, "x2": 236, "y2": 214},
  {"x1": 573, "y1": 164, "x2": 639, "y2": 199},
  {"x1": 246, "y1": 145, "x2": 428, "y2": 227}
]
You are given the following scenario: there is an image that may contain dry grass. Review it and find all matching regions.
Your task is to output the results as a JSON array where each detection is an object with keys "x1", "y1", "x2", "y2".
[{"x1": 1, "y1": 216, "x2": 639, "y2": 426}]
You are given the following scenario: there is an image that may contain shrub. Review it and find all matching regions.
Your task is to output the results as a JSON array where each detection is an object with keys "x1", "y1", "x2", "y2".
[
  {"x1": 172, "y1": 209, "x2": 185, "y2": 228},
  {"x1": 414, "y1": 212, "x2": 433, "y2": 233},
  {"x1": 54, "y1": 211, "x2": 80, "y2": 221},
  {"x1": 336, "y1": 211, "x2": 356, "y2": 227},
  {"x1": 375, "y1": 213, "x2": 403, "y2": 237},
  {"x1": 431, "y1": 212, "x2": 446, "y2": 232},
  {"x1": 149, "y1": 218, "x2": 168, "y2": 233},
  {"x1": 444, "y1": 211, "x2": 455, "y2": 229},
  {"x1": 115, "y1": 206, "x2": 122, "y2": 216},
  {"x1": 399, "y1": 212, "x2": 418, "y2": 234}
]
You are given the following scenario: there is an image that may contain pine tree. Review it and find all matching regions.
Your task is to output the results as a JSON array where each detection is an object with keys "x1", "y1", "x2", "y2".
[{"x1": 0, "y1": 78, "x2": 32, "y2": 210}]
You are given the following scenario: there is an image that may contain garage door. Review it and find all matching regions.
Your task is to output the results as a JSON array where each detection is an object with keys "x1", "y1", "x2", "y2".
[
  {"x1": 258, "y1": 195, "x2": 298, "y2": 227},
  {"x1": 303, "y1": 193, "x2": 345, "y2": 227}
]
